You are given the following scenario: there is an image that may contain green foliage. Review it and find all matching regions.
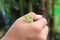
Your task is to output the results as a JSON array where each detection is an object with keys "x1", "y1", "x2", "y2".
[
  {"x1": 54, "y1": 0, "x2": 60, "y2": 33},
  {"x1": 0, "y1": 0, "x2": 60, "y2": 39}
]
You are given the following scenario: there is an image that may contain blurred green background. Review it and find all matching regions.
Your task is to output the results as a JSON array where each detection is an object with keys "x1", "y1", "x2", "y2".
[{"x1": 0, "y1": 0, "x2": 60, "y2": 40}]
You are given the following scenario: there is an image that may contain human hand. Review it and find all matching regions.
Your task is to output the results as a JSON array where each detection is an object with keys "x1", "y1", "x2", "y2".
[{"x1": 2, "y1": 12, "x2": 49, "y2": 40}]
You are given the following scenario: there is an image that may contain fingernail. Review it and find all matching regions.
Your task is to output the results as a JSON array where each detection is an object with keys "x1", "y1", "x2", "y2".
[{"x1": 37, "y1": 15, "x2": 42, "y2": 18}]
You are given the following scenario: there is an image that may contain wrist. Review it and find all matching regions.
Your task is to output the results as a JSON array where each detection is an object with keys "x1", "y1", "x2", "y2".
[
  {"x1": 1, "y1": 32, "x2": 16, "y2": 40},
  {"x1": 1, "y1": 27, "x2": 18, "y2": 40}
]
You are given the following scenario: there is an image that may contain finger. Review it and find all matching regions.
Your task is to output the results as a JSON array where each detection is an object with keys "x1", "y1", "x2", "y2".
[
  {"x1": 38, "y1": 26, "x2": 49, "y2": 40},
  {"x1": 31, "y1": 18, "x2": 47, "y2": 32},
  {"x1": 36, "y1": 15, "x2": 42, "y2": 20},
  {"x1": 16, "y1": 12, "x2": 37, "y2": 22},
  {"x1": 19, "y1": 12, "x2": 43, "y2": 23},
  {"x1": 26, "y1": 12, "x2": 42, "y2": 20},
  {"x1": 26, "y1": 12, "x2": 37, "y2": 20}
]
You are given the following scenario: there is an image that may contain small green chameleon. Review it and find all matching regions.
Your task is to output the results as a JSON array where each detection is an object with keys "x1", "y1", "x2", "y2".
[{"x1": 24, "y1": 15, "x2": 33, "y2": 23}]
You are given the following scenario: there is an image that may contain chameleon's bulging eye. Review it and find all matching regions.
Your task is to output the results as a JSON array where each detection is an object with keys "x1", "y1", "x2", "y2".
[{"x1": 24, "y1": 15, "x2": 33, "y2": 23}]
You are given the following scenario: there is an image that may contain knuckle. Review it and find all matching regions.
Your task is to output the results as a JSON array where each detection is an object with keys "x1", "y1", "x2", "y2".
[
  {"x1": 42, "y1": 18, "x2": 47, "y2": 21},
  {"x1": 40, "y1": 38, "x2": 46, "y2": 40},
  {"x1": 27, "y1": 12, "x2": 36, "y2": 17},
  {"x1": 30, "y1": 24, "x2": 40, "y2": 32},
  {"x1": 33, "y1": 26, "x2": 42, "y2": 32},
  {"x1": 28, "y1": 12, "x2": 36, "y2": 15},
  {"x1": 46, "y1": 26, "x2": 49, "y2": 32},
  {"x1": 39, "y1": 37, "x2": 46, "y2": 40},
  {"x1": 41, "y1": 18, "x2": 47, "y2": 24}
]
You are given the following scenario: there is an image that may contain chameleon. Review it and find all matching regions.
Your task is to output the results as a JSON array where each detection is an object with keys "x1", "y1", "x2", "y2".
[{"x1": 24, "y1": 15, "x2": 33, "y2": 23}]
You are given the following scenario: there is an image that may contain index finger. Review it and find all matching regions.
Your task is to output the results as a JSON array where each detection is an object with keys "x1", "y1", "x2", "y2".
[{"x1": 31, "y1": 18, "x2": 47, "y2": 32}]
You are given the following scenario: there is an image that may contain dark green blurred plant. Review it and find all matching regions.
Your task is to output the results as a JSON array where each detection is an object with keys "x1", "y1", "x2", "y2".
[{"x1": 0, "y1": 0, "x2": 60, "y2": 40}]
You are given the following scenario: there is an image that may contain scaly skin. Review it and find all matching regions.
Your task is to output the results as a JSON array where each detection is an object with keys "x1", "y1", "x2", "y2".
[{"x1": 24, "y1": 15, "x2": 33, "y2": 23}]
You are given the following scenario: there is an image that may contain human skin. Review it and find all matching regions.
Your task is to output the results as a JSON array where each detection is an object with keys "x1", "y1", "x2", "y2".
[{"x1": 1, "y1": 12, "x2": 49, "y2": 40}]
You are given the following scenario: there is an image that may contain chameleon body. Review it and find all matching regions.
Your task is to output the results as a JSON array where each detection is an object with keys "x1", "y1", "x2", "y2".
[{"x1": 24, "y1": 15, "x2": 33, "y2": 23}]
